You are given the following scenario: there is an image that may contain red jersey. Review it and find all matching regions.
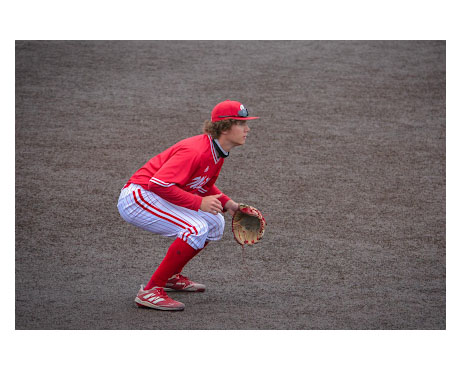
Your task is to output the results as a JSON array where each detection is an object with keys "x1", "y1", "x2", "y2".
[{"x1": 127, "y1": 134, "x2": 230, "y2": 211}]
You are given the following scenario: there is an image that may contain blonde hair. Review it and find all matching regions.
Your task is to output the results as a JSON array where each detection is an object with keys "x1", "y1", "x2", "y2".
[{"x1": 203, "y1": 119, "x2": 241, "y2": 139}]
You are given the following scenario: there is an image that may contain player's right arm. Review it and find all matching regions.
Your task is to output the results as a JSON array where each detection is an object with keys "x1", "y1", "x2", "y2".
[
  {"x1": 148, "y1": 147, "x2": 221, "y2": 214},
  {"x1": 149, "y1": 181, "x2": 223, "y2": 214},
  {"x1": 199, "y1": 194, "x2": 223, "y2": 214},
  {"x1": 148, "y1": 182, "x2": 202, "y2": 210}
]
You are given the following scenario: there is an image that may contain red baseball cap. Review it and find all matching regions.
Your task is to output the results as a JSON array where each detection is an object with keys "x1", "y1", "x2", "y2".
[{"x1": 211, "y1": 100, "x2": 260, "y2": 123}]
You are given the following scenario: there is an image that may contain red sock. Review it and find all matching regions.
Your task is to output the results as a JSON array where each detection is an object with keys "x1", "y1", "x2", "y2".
[
  {"x1": 145, "y1": 238, "x2": 198, "y2": 290},
  {"x1": 176, "y1": 241, "x2": 209, "y2": 274}
]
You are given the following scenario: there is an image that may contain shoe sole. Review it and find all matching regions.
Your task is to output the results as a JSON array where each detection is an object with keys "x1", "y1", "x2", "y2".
[{"x1": 134, "y1": 297, "x2": 185, "y2": 311}]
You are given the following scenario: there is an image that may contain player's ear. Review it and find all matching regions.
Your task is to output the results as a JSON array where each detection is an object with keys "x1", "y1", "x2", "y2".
[{"x1": 218, "y1": 129, "x2": 229, "y2": 137}]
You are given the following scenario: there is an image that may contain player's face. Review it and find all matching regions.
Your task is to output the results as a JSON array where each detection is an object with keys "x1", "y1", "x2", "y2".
[{"x1": 227, "y1": 121, "x2": 250, "y2": 146}]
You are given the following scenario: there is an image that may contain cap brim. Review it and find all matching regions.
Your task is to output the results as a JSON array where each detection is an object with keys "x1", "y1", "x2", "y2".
[
  {"x1": 212, "y1": 116, "x2": 260, "y2": 122},
  {"x1": 228, "y1": 116, "x2": 260, "y2": 121},
  {"x1": 213, "y1": 117, "x2": 260, "y2": 122}
]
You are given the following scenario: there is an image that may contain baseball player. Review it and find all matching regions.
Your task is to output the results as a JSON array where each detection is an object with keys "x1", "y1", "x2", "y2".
[{"x1": 117, "y1": 100, "x2": 259, "y2": 310}]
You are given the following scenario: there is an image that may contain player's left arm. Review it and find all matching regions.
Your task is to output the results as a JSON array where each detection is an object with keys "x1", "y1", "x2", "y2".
[{"x1": 223, "y1": 199, "x2": 239, "y2": 216}]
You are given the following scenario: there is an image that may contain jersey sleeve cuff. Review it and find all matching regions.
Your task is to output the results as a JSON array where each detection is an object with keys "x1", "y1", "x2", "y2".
[{"x1": 219, "y1": 194, "x2": 231, "y2": 210}]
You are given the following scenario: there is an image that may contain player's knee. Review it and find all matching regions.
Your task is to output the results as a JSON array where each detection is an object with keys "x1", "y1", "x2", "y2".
[
  {"x1": 209, "y1": 213, "x2": 225, "y2": 239},
  {"x1": 217, "y1": 213, "x2": 225, "y2": 236}
]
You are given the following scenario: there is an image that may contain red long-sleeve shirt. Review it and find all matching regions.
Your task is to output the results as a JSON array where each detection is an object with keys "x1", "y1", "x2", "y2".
[{"x1": 126, "y1": 134, "x2": 231, "y2": 211}]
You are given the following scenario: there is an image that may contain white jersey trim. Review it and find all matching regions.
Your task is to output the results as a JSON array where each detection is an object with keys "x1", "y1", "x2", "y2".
[
  {"x1": 207, "y1": 135, "x2": 220, "y2": 164},
  {"x1": 149, "y1": 177, "x2": 176, "y2": 187}
]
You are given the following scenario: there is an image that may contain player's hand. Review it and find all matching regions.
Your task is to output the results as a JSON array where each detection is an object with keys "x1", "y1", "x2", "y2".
[
  {"x1": 224, "y1": 200, "x2": 239, "y2": 216},
  {"x1": 200, "y1": 194, "x2": 223, "y2": 215}
]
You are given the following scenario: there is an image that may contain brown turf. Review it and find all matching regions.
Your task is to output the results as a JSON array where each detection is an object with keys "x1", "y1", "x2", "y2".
[{"x1": 15, "y1": 41, "x2": 445, "y2": 329}]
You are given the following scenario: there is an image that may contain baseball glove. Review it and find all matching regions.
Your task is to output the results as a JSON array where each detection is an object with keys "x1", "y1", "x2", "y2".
[{"x1": 232, "y1": 204, "x2": 267, "y2": 246}]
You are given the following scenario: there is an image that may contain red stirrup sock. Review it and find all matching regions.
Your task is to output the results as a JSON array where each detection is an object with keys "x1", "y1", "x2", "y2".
[
  {"x1": 145, "y1": 238, "x2": 198, "y2": 290},
  {"x1": 176, "y1": 241, "x2": 209, "y2": 274}
]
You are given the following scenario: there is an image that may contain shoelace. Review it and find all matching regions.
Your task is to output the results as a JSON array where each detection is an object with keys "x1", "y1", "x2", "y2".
[
  {"x1": 176, "y1": 274, "x2": 189, "y2": 282},
  {"x1": 154, "y1": 287, "x2": 168, "y2": 298},
  {"x1": 169, "y1": 274, "x2": 189, "y2": 284}
]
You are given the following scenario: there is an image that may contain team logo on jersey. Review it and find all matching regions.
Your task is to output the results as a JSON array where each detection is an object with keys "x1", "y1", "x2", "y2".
[{"x1": 187, "y1": 176, "x2": 211, "y2": 194}]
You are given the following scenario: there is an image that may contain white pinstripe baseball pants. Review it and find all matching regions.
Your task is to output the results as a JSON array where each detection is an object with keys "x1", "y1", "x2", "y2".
[{"x1": 117, "y1": 183, "x2": 225, "y2": 250}]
